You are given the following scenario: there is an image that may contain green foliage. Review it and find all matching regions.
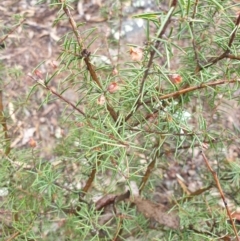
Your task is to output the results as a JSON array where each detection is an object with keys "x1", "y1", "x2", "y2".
[{"x1": 1, "y1": 0, "x2": 240, "y2": 240}]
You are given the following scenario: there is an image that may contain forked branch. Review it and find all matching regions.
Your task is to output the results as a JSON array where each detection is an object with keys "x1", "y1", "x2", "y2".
[{"x1": 196, "y1": 13, "x2": 240, "y2": 72}]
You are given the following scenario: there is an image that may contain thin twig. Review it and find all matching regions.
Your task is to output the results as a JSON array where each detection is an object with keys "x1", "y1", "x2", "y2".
[
  {"x1": 0, "y1": 90, "x2": 11, "y2": 155},
  {"x1": 31, "y1": 76, "x2": 129, "y2": 148},
  {"x1": 227, "y1": 13, "x2": 240, "y2": 48},
  {"x1": 154, "y1": 79, "x2": 239, "y2": 101},
  {"x1": 130, "y1": 78, "x2": 239, "y2": 117},
  {"x1": 45, "y1": 85, "x2": 86, "y2": 117},
  {"x1": 139, "y1": 143, "x2": 161, "y2": 194},
  {"x1": 226, "y1": 54, "x2": 240, "y2": 61},
  {"x1": 201, "y1": 152, "x2": 239, "y2": 241},
  {"x1": 116, "y1": 2, "x2": 123, "y2": 65},
  {"x1": 125, "y1": 0, "x2": 178, "y2": 122},
  {"x1": 139, "y1": 1, "x2": 176, "y2": 95},
  {"x1": 0, "y1": 18, "x2": 26, "y2": 44},
  {"x1": 36, "y1": 80, "x2": 88, "y2": 118},
  {"x1": 197, "y1": 13, "x2": 240, "y2": 72},
  {"x1": 60, "y1": 0, "x2": 118, "y2": 122},
  {"x1": 5, "y1": 231, "x2": 20, "y2": 241},
  {"x1": 189, "y1": 0, "x2": 201, "y2": 73},
  {"x1": 60, "y1": 1, "x2": 84, "y2": 49}
]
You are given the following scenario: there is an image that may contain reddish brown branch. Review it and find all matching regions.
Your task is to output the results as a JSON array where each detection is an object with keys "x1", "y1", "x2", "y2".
[
  {"x1": 39, "y1": 81, "x2": 88, "y2": 118},
  {"x1": 5, "y1": 231, "x2": 20, "y2": 241},
  {"x1": 139, "y1": 2, "x2": 175, "y2": 95},
  {"x1": 33, "y1": 76, "x2": 127, "y2": 146},
  {"x1": 201, "y1": 152, "x2": 240, "y2": 241},
  {"x1": 60, "y1": 1, "x2": 118, "y2": 122},
  {"x1": 129, "y1": 78, "x2": 239, "y2": 126},
  {"x1": 60, "y1": 0, "x2": 84, "y2": 49},
  {"x1": 197, "y1": 13, "x2": 240, "y2": 72},
  {"x1": 158, "y1": 79, "x2": 239, "y2": 101},
  {"x1": 228, "y1": 13, "x2": 240, "y2": 48},
  {"x1": 226, "y1": 54, "x2": 240, "y2": 61}
]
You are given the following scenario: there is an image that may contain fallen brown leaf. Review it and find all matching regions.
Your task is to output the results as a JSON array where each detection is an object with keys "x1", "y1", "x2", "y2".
[{"x1": 133, "y1": 196, "x2": 180, "y2": 229}]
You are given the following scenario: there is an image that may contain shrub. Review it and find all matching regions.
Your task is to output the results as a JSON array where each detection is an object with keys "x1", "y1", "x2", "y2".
[{"x1": 1, "y1": 0, "x2": 240, "y2": 240}]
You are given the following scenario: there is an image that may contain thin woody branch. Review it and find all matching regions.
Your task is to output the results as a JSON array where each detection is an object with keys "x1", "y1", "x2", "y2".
[
  {"x1": 129, "y1": 78, "x2": 239, "y2": 126},
  {"x1": 60, "y1": 0, "x2": 118, "y2": 122},
  {"x1": 197, "y1": 13, "x2": 240, "y2": 72},
  {"x1": 190, "y1": 0, "x2": 201, "y2": 73},
  {"x1": 32, "y1": 74, "x2": 129, "y2": 148},
  {"x1": 139, "y1": 157, "x2": 156, "y2": 194},
  {"x1": 226, "y1": 54, "x2": 240, "y2": 61},
  {"x1": 125, "y1": 0, "x2": 178, "y2": 122},
  {"x1": 158, "y1": 79, "x2": 239, "y2": 101},
  {"x1": 35, "y1": 79, "x2": 88, "y2": 118},
  {"x1": 201, "y1": 152, "x2": 240, "y2": 241}
]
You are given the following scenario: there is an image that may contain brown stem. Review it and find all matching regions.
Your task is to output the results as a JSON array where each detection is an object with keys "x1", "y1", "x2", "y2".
[
  {"x1": 201, "y1": 152, "x2": 239, "y2": 241},
  {"x1": 33, "y1": 77, "x2": 126, "y2": 147},
  {"x1": 125, "y1": 0, "x2": 177, "y2": 122},
  {"x1": 130, "y1": 78, "x2": 239, "y2": 126},
  {"x1": 5, "y1": 231, "x2": 20, "y2": 241},
  {"x1": 42, "y1": 82, "x2": 88, "y2": 118},
  {"x1": 226, "y1": 54, "x2": 240, "y2": 61},
  {"x1": 227, "y1": 13, "x2": 240, "y2": 48},
  {"x1": 60, "y1": 1, "x2": 118, "y2": 122},
  {"x1": 190, "y1": 0, "x2": 201, "y2": 73},
  {"x1": 197, "y1": 13, "x2": 240, "y2": 72},
  {"x1": 0, "y1": 90, "x2": 11, "y2": 155},
  {"x1": 148, "y1": 79, "x2": 238, "y2": 103}
]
